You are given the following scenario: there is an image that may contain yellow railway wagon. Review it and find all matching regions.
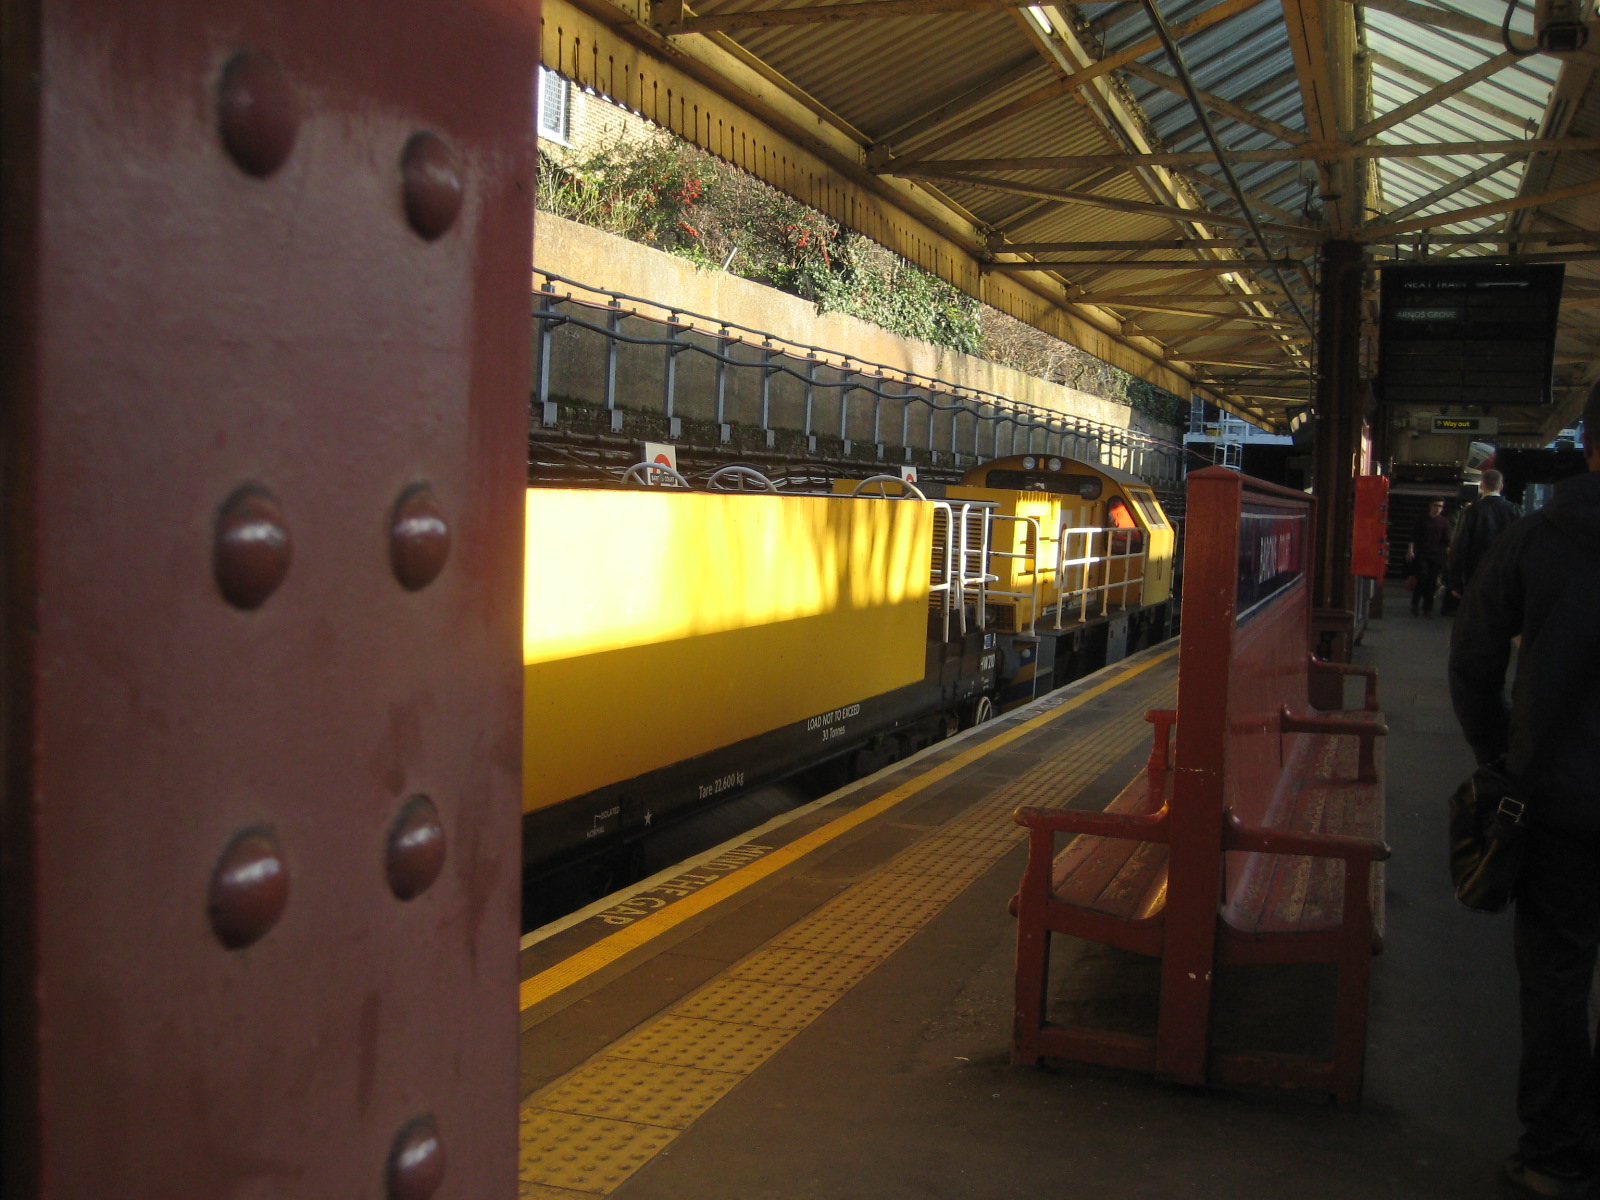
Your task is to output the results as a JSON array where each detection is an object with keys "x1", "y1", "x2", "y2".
[{"x1": 521, "y1": 488, "x2": 983, "y2": 892}]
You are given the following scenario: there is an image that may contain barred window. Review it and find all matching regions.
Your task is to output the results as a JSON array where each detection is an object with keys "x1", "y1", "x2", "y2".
[{"x1": 537, "y1": 67, "x2": 570, "y2": 144}]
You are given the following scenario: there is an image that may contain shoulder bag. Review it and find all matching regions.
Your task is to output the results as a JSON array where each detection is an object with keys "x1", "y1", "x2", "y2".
[{"x1": 1449, "y1": 761, "x2": 1524, "y2": 913}]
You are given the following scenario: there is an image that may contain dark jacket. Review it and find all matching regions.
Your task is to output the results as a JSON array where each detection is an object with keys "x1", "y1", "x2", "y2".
[
  {"x1": 1449, "y1": 469, "x2": 1600, "y2": 828},
  {"x1": 1446, "y1": 493, "x2": 1522, "y2": 594},
  {"x1": 1411, "y1": 512, "x2": 1453, "y2": 565}
]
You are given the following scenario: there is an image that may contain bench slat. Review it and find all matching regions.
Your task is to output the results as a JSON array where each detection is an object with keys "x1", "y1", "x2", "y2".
[
  {"x1": 1048, "y1": 773, "x2": 1168, "y2": 921},
  {"x1": 1223, "y1": 727, "x2": 1385, "y2": 940}
]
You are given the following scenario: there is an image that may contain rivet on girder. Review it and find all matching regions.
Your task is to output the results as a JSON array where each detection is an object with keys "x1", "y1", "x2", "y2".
[
  {"x1": 214, "y1": 485, "x2": 292, "y2": 610},
  {"x1": 386, "y1": 796, "x2": 447, "y2": 901},
  {"x1": 208, "y1": 828, "x2": 289, "y2": 949},
  {"x1": 217, "y1": 51, "x2": 299, "y2": 178},
  {"x1": 389, "y1": 485, "x2": 450, "y2": 591},
  {"x1": 387, "y1": 1115, "x2": 446, "y2": 1200},
  {"x1": 400, "y1": 132, "x2": 463, "y2": 240}
]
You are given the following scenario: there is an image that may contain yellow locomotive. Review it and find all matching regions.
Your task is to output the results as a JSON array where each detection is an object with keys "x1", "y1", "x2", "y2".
[
  {"x1": 940, "y1": 453, "x2": 1175, "y2": 707},
  {"x1": 521, "y1": 453, "x2": 1175, "y2": 921}
]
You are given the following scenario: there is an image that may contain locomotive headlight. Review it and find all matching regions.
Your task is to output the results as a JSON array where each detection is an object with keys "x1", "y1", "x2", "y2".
[
  {"x1": 1048, "y1": 457, "x2": 1063, "y2": 471},
  {"x1": 1022, "y1": 456, "x2": 1036, "y2": 469}
]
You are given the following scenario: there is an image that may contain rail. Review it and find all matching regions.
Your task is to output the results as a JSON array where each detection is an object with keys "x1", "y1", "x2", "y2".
[{"x1": 532, "y1": 270, "x2": 1185, "y2": 485}]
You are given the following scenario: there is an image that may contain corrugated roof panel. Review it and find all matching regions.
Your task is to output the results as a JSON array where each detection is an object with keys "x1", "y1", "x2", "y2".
[
  {"x1": 1362, "y1": 0, "x2": 1558, "y2": 232},
  {"x1": 706, "y1": 6, "x2": 1044, "y2": 137},
  {"x1": 931, "y1": 92, "x2": 1125, "y2": 160}
]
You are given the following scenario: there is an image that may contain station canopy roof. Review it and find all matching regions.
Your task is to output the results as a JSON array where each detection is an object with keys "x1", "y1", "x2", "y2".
[{"x1": 635, "y1": 0, "x2": 1600, "y2": 441}]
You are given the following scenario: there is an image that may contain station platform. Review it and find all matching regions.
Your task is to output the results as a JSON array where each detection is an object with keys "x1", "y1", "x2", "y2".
[{"x1": 516, "y1": 589, "x2": 1516, "y2": 1200}]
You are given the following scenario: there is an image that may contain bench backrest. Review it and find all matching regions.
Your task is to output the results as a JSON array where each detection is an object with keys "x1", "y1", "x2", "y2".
[
  {"x1": 1175, "y1": 465, "x2": 1315, "y2": 836},
  {"x1": 1160, "y1": 469, "x2": 1315, "y2": 1043}
]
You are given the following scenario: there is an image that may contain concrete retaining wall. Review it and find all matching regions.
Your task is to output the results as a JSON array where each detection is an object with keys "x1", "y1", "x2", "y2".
[{"x1": 533, "y1": 215, "x2": 1181, "y2": 446}]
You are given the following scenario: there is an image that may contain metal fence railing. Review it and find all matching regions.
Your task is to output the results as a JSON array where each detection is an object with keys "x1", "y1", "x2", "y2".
[{"x1": 532, "y1": 269, "x2": 1186, "y2": 485}]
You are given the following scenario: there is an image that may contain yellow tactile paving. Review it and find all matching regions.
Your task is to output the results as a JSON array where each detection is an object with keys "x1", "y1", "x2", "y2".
[
  {"x1": 863, "y1": 869, "x2": 974, "y2": 901},
  {"x1": 726, "y1": 944, "x2": 880, "y2": 990},
  {"x1": 608, "y1": 1015, "x2": 795, "y2": 1073},
  {"x1": 885, "y1": 846, "x2": 1011, "y2": 878},
  {"x1": 519, "y1": 667, "x2": 1179, "y2": 1198},
  {"x1": 674, "y1": 977, "x2": 845, "y2": 1029},
  {"x1": 940, "y1": 811, "x2": 1035, "y2": 842},
  {"x1": 536, "y1": 1058, "x2": 746, "y2": 1128},
  {"x1": 769, "y1": 918, "x2": 918, "y2": 958},
  {"x1": 913, "y1": 835, "x2": 1018, "y2": 859},
  {"x1": 517, "y1": 1110, "x2": 678, "y2": 1193},
  {"x1": 810, "y1": 888, "x2": 951, "y2": 929}
]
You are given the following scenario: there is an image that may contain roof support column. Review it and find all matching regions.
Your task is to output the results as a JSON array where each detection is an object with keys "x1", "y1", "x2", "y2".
[{"x1": 1312, "y1": 238, "x2": 1363, "y2": 663}]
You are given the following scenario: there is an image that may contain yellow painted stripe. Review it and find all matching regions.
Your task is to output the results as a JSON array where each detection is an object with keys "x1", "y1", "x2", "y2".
[{"x1": 518, "y1": 644, "x2": 1179, "y2": 1012}]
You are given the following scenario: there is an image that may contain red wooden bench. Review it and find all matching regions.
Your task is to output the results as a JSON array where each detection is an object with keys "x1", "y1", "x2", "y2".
[{"x1": 1009, "y1": 467, "x2": 1389, "y2": 1103}]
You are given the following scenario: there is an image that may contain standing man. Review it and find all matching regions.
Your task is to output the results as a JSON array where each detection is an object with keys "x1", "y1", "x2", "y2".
[
  {"x1": 1407, "y1": 497, "x2": 1452, "y2": 616},
  {"x1": 1449, "y1": 385, "x2": 1600, "y2": 1200},
  {"x1": 1448, "y1": 468, "x2": 1524, "y2": 604}
]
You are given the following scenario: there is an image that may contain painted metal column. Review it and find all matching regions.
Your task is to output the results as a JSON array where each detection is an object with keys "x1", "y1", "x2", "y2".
[
  {"x1": 4, "y1": 1, "x2": 536, "y2": 1195},
  {"x1": 1311, "y1": 239, "x2": 1365, "y2": 662}
]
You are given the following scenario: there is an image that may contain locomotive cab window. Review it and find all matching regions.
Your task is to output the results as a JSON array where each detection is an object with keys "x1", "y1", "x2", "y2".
[
  {"x1": 1129, "y1": 490, "x2": 1166, "y2": 528},
  {"x1": 1106, "y1": 497, "x2": 1145, "y2": 554}
]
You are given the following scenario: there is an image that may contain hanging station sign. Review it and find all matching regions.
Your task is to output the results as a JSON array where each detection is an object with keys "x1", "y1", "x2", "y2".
[
  {"x1": 1379, "y1": 264, "x2": 1564, "y2": 407},
  {"x1": 1429, "y1": 415, "x2": 1500, "y2": 435}
]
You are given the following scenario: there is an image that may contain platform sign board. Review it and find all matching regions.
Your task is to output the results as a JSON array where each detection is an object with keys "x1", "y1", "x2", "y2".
[
  {"x1": 1430, "y1": 415, "x2": 1500, "y2": 436},
  {"x1": 642, "y1": 441, "x2": 679, "y2": 470},
  {"x1": 1237, "y1": 502, "x2": 1310, "y2": 620},
  {"x1": 1379, "y1": 264, "x2": 1563, "y2": 407}
]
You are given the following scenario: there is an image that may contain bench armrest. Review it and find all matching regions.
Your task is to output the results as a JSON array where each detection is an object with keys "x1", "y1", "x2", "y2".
[
  {"x1": 1280, "y1": 707, "x2": 1388, "y2": 783},
  {"x1": 1280, "y1": 709, "x2": 1388, "y2": 738},
  {"x1": 1013, "y1": 805, "x2": 1169, "y2": 841},
  {"x1": 1306, "y1": 654, "x2": 1380, "y2": 711},
  {"x1": 1224, "y1": 812, "x2": 1390, "y2": 862},
  {"x1": 1144, "y1": 708, "x2": 1177, "y2": 774}
]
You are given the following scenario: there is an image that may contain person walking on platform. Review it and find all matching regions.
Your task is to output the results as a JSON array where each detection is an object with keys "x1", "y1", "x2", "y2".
[
  {"x1": 1449, "y1": 385, "x2": 1600, "y2": 1200},
  {"x1": 1407, "y1": 497, "x2": 1451, "y2": 616},
  {"x1": 1447, "y1": 469, "x2": 1523, "y2": 608}
]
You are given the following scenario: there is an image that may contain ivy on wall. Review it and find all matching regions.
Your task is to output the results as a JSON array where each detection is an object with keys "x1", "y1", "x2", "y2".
[{"x1": 538, "y1": 136, "x2": 1186, "y2": 429}]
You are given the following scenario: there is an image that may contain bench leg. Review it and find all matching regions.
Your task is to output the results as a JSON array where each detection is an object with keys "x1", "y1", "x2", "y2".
[
  {"x1": 1012, "y1": 919, "x2": 1051, "y2": 1067},
  {"x1": 1357, "y1": 732, "x2": 1377, "y2": 785},
  {"x1": 1331, "y1": 864, "x2": 1377, "y2": 1103}
]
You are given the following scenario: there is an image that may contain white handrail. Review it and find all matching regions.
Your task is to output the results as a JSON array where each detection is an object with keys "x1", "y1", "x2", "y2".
[
  {"x1": 927, "y1": 501, "x2": 995, "y2": 642},
  {"x1": 1053, "y1": 523, "x2": 1147, "y2": 628},
  {"x1": 985, "y1": 514, "x2": 1041, "y2": 636}
]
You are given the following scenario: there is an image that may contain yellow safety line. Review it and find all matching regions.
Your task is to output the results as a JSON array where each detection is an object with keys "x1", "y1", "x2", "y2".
[{"x1": 518, "y1": 644, "x2": 1179, "y2": 1012}]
